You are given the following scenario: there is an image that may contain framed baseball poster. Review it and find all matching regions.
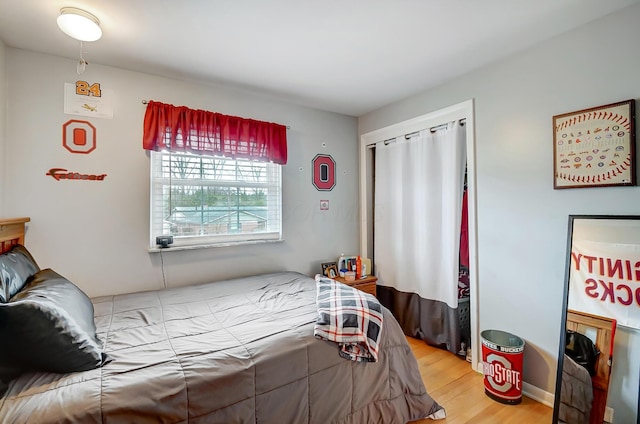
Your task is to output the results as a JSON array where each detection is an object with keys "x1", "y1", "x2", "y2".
[{"x1": 553, "y1": 99, "x2": 635, "y2": 189}]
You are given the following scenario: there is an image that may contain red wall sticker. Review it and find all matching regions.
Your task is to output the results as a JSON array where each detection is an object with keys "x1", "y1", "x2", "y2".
[
  {"x1": 312, "y1": 154, "x2": 336, "y2": 191},
  {"x1": 63, "y1": 119, "x2": 96, "y2": 154},
  {"x1": 46, "y1": 168, "x2": 107, "y2": 181}
]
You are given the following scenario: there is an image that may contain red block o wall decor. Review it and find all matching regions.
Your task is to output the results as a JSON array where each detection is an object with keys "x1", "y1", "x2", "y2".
[
  {"x1": 50, "y1": 119, "x2": 107, "y2": 182},
  {"x1": 312, "y1": 154, "x2": 336, "y2": 191},
  {"x1": 63, "y1": 119, "x2": 96, "y2": 154}
]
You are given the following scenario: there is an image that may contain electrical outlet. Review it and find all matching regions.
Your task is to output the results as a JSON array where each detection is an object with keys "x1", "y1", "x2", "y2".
[{"x1": 604, "y1": 406, "x2": 614, "y2": 423}]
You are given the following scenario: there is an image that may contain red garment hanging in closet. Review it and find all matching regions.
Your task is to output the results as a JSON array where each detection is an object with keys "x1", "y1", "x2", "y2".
[{"x1": 459, "y1": 189, "x2": 469, "y2": 268}]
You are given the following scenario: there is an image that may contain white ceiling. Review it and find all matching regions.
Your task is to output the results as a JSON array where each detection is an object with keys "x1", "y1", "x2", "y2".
[{"x1": 1, "y1": 0, "x2": 638, "y2": 117}]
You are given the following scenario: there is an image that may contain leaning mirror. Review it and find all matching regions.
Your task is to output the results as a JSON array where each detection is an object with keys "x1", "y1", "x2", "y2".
[{"x1": 553, "y1": 215, "x2": 640, "y2": 424}]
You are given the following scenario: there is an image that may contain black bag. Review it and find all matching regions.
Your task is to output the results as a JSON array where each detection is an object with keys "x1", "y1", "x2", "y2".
[{"x1": 565, "y1": 330, "x2": 600, "y2": 376}]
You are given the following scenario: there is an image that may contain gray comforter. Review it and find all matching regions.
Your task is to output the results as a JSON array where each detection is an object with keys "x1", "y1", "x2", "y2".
[{"x1": 0, "y1": 271, "x2": 444, "y2": 423}]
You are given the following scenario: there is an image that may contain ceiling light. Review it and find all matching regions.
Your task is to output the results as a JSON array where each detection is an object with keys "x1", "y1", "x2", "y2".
[{"x1": 57, "y1": 7, "x2": 102, "y2": 42}]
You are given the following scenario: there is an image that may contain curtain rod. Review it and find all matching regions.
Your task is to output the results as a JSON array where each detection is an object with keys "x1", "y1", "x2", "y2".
[
  {"x1": 141, "y1": 100, "x2": 290, "y2": 129},
  {"x1": 383, "y1": 118, "x2": 466, "y2": 145}
]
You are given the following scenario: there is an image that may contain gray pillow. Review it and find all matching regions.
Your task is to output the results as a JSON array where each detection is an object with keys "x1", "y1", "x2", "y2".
[
  {"x1": 0, "y1": 244, "x2": 40, "y2": 303},
  {"x1": 0, "y1": 268, "x2": 109, "y2": 378}
]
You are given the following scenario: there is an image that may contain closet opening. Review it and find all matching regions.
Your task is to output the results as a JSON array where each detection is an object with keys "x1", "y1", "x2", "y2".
[{"x1": 359, "y1": 99, "x2": 479, "y2": 369}]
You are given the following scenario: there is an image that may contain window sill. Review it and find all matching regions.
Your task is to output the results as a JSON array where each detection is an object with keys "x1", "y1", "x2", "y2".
[{"x1": 148, "y1": 238, "x2": 284, "y2": 253}]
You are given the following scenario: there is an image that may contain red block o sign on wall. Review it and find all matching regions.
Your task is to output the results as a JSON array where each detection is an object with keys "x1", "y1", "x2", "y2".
[
  {"x1": 63, "y1": 120, "x2": 96, "y2": 154},
  {"x1": 312, "y1": 154, "x2": 336, "y2": 191}
]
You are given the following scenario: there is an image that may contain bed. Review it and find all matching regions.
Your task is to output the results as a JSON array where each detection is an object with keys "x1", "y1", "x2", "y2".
[{"x1": 0, "y1": 217, "x2": 445, "y2": 423}]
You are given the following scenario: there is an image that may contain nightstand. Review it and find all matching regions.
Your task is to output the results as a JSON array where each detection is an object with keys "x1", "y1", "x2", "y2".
[{"x1": 333, "y1": 275, "x2": 377, "y2": 297}]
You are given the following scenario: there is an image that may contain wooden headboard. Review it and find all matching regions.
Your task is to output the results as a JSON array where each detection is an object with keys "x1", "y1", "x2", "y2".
[
  {"x1": 566, "y1": 309, "x2": 617, "y2": 424},
  {"x1": 0, "y1": 217, "x2": 31, "y2": 254}
]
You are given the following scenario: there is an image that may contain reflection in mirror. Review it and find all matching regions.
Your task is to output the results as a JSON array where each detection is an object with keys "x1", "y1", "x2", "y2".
[{"x1": 553, "y1": 215, "x2": 640, "y2": 424}]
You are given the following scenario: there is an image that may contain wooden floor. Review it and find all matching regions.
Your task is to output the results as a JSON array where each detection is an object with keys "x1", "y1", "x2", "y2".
[{"x1": 407, "y1": 337, "x2": 553, "y2": 424}]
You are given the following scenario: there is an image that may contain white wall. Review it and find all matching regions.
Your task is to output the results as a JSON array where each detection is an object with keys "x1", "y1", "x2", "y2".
[
  {"x1": 4, "y1": 48, "x2": 359, "y2": 297},
  {"x1": 359, "y1": 2, "x2": 640, "y2": 418}
]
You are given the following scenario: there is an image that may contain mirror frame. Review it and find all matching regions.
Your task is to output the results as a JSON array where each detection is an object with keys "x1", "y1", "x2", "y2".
[
  {"x1": 552, "y1": 214, "x2": 574, "y2": 424},
  {"x1": 553, "y1": 214, "x2": 640, "y2": 424}
]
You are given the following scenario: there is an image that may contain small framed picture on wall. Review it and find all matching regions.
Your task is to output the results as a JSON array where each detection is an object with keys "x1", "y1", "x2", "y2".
[{"x1": 321, "y1": 262, "x2": 339, "y2": 278}]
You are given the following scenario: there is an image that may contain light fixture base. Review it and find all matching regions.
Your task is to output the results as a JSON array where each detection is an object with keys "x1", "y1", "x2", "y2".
[{"x1": 57, "y1": 7, "x2": 102, "y2": 42}]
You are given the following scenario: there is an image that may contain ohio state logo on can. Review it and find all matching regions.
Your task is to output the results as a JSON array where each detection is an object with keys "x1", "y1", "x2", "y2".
[
  {"x1": 483, "y1": 353, "x2": 522, "y2": 394},
  {"x1": 481, "y1": 330, "x2": 524, "y2": 404}
]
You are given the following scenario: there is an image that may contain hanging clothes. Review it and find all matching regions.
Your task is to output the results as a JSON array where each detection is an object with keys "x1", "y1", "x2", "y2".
[
  {"x1": 458, "y1": 184, "x2": 470, "y2": 299},
  {"x1": 460, "y1": 183, "x2": 469, "y2": 269},
  {"x1": 374, "y1": 121, "x2": 467, "y2": 354}
]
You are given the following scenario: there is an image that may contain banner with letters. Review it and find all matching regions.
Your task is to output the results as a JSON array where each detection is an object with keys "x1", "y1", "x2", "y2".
[{"x1": 568, "y1": 238, "x2": 640, "y2": 329}]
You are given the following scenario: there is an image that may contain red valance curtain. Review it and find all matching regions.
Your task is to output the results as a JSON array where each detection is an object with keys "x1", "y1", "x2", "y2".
[{"x1": 143, "y1": 101, "x2": 287, "y2": 164}]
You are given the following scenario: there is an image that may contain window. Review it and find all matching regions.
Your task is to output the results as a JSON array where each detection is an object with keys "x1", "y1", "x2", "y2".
[
  {"x1": 143, "y1": 100, "x2": 287, "y2": 248},
  {"x1": 150, "y1": 150, "x2": 282, "y2": 248}
]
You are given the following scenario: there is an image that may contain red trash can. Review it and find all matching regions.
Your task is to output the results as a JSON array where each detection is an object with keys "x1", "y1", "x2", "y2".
[{"x1": 481, "y1": 329, "x2": 525, "y2": 405}]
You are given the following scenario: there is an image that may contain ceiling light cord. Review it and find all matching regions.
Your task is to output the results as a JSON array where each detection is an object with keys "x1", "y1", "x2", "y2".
[{"x1": 77, "y1": 41, "x2": 88, "y2": 75}]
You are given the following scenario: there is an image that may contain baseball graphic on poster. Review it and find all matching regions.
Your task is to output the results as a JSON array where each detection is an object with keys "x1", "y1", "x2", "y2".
[{"x1": 553, "y1": 100, "x2": 635, "y2": 189}]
